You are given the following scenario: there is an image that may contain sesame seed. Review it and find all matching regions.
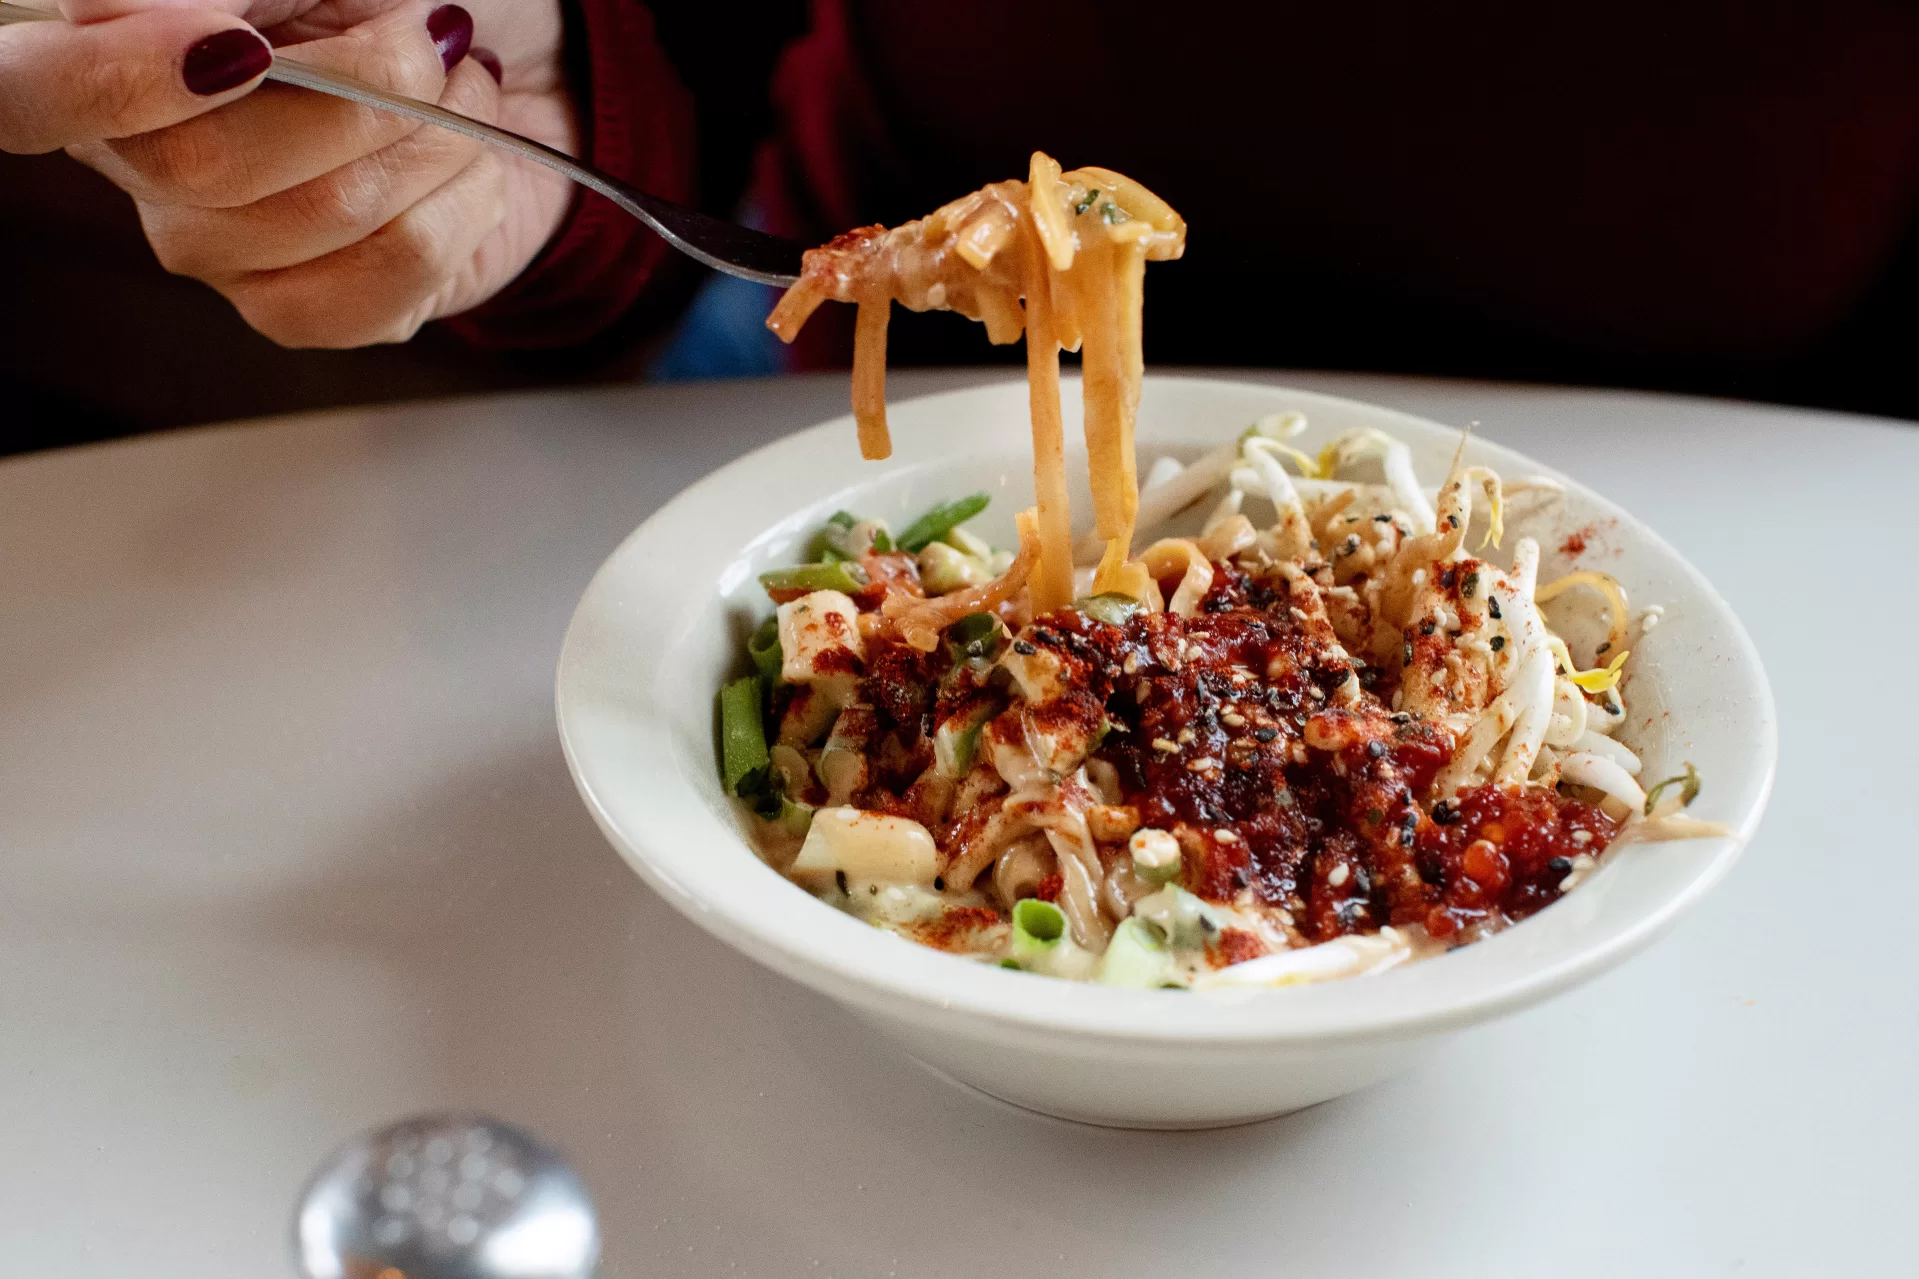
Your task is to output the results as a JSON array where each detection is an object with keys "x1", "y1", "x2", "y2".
[
  {"x1": 1122, "y1": 652, "x2": 1140, "y2": 675},
  {"x1": 1177, "y1": 728, "x2": 1196, "y2": 745},
  {"x1": 1571, "y1": 829, "x2": 1593, "y2": 844},
  {"x1": 1215, "y1": 829, "x2": 1239, "y2": 843},
  {"x1": 1221, "y1": 711, "x2": 1246, "y2": 728},
  {"x1": 1186, "y1": 758, "x2": 1215, "y2": 773},
  {"x1": 1328, "y1": 863, "x2": 1350, "y2": 887},
  {"x1": 1152, "y1": 737, "x2": 1179, "y2": 753}
]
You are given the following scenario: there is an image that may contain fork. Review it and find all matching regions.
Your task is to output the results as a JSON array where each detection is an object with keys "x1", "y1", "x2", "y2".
[{"x1": 0, "y1": 1, "x2": 805, "y2": 285}]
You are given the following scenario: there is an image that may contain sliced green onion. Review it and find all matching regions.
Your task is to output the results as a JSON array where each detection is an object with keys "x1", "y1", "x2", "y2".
[
  {"x1": 942, "y1": 526, "x2": 994, "y2": 558},
  {"x1": 718, "y1": 675, "x2": 770, "y2": 797},
  {"x1": 818, "y1": 510, "x2": 894, "y2": 561},
  {"x1": 758, "y1": 562, "x2": 868, "y2": 595},
  {"x1": 1073, "y1": 593, "x2": 1141, "y2": 626},
  {"x1": 1011, "y1": 898, "x2": 1066, "y2": 962},
  {"x1": 944, "y1": 611, "x2": 1003, "y2": 659},
  {"x1": 779, "y1": 797, "x2": 816, "y2": 837},
  {"x1": 1129, "y1": 886, "x2": 1221, "y2": 950},
  {"x1": 1643, "y1": 761, "x2": 1701, "y2": 817},
  {"x1": 1074, "y1": 188, "x2": 1101, "y2": 215},
  {"x1": 917, "y1": 541, "x2": 993, "y2": 595},
  {"x1": 898, "y1": 493, "x2": 991, "y2": 552},
  {"x1": 1095, "y1": 917, "x2": 1179, "y2": 989},
  {"x1": 748, "y1": 616, "x2": 783, "y2": 685}
]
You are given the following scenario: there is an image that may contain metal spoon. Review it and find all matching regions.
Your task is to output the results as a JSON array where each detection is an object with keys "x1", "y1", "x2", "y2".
[
  {"x1": 293, "y1": 1111, "x2": 600, "y2": 1279},
  {"x1": 0, "y1": 1, "x2": 805, "y2": 285}
]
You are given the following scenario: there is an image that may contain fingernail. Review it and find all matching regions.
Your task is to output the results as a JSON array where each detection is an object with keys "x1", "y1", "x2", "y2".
[
  {"x1": 428, "y1": 5, "x2": 474, "y2": 72},
  {"x1": 472, "y1": 47, "x2": 503, "y2": 84},
  {"x1": 182, "y1": 28, "x2": 271, "y2": 97}
]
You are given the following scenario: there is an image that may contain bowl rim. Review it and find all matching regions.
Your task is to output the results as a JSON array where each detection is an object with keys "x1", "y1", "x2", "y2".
[{"x1": 557, "y1": 375, "x2": 1777, "y2": 1047}]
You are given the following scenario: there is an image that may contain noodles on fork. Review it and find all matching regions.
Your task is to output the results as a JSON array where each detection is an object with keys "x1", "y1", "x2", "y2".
[{"x1": 767, "y1": 152, "x2": 1185, "y2": 615}]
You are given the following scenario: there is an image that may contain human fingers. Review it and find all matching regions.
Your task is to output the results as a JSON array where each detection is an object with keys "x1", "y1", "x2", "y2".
[
  {"x1": 0, "y1": 6, "x2": 269, "y2": 154},
  {"x1": 81, "y1": 0, "x2": 471, "y2": 210},
  {"x1": 137, "y1": 50, "x2": 496, "y2": 277},
  {"x1": 222, "y1": 130, "x2": 509, "y2": 347}
]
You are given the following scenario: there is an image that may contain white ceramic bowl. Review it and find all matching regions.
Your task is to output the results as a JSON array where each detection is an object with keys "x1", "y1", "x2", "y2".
[{"x1": 556, "y1": 377, "x2": 1775, "y2": 1129}]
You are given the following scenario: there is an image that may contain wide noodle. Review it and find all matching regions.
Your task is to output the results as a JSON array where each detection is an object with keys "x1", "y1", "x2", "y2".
[{"x1": 767, "y1": 152, "x2": 1185, "y2": 615}]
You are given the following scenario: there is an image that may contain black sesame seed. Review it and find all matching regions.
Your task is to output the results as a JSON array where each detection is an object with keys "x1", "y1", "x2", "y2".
[
  {"x1": 1421, "y1": 619, "x2": 1436, "y2": 636},
  {"x1": 835, "y1": 870, "x2": 849, "y2": 894},
  {"x1": 1488, "y1": 596, "x2": 1502, "y2": 619},
  {"x1": 1367, "y1": 739, "x2": 1388, "y2": 758},
  {"x1": 1013, "y1": 640, "x2": 1037, "y2": 655},
  {"x1": 1373, "y1": 513, "x2": 1392, "y2": 522},
  {"x1": 1254, "y1": 727, "x2": 1278, "y2": 742},
  {"x1": 1548, "y1": 856, "x2": 1572, "y2": 874},
  {"x1": 1463, "y1": 572, "x2": 1479, "y2": 598},
  {"x1": 1432, "y1": 800, "x2": 1461, "y2": 826},
  {"x1": 1440, "y1": 568, "x2": 1457, "y2": 589},
  {"x1": 934, "y1": 876, "x2": 946, "y2": 891},
  {"x1": 1489, "y1": 635, "x2": 1506, "y2": 651}
]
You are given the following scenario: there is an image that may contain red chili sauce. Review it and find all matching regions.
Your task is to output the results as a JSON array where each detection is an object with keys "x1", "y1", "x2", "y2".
[{"x1": 788, "y1": 552, "x2": 1618, "y2": 952}]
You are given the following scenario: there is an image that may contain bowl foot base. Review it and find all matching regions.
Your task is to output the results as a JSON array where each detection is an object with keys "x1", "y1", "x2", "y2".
[{"x1": 904, "y1": 1055, "x2": 1310, "y2": 1131}]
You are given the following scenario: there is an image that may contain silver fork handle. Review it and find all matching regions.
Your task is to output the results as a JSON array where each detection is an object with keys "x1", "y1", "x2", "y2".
[{"x1": 0, "y1": 1, "x2": 804, "y2": 286}]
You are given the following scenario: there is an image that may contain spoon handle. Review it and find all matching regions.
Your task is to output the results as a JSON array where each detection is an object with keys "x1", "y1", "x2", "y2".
[{"x1": 0, "y1": 2, "x2": 805, "y2": 286}]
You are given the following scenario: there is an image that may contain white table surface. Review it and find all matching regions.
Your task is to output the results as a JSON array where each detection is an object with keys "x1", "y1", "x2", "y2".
[{"x1": 2, "y1": 369, "x2": 1911, "y2": 1276}]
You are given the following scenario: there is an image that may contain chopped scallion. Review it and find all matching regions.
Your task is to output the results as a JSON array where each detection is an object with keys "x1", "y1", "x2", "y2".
[
  {"x1": 945, "y1": 611, "x2": 1002, "y2": 659},
  {"x1": 898, "y1": 493, "x2": 991, "y2": 553},
  {"x1": 718, "y1": 675, "x2": 770, "y2": 798},
  {"x1": 748, "y1": 616, "x2": 783, "y2": 685},
  {"x1": 1011, "y1": 897, "x2": 1066, "y2": 951},
  {"x1": 758, "y1": 562, "x2": 869, "y2": 595}
]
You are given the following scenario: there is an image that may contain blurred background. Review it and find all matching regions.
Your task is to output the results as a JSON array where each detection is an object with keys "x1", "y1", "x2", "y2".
[{"x1": 4, "y1": 0, "x2": 1916, "y2": 458}]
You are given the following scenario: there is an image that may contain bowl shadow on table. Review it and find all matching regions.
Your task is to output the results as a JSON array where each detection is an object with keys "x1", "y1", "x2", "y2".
[{"x1": 255, "y1": 731, "x2": 1438, "y2": 1272}]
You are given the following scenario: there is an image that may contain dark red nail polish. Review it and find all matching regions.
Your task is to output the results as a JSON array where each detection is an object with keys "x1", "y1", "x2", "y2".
[
  {"x1": 472, "y1": 47, "x2": 502, "y2": 85},
  {"x1": 428, "y1": 5, "x2": 473, "y2": 72},
  {"x1": 182, "y1": 28, "x2": 271, "y2": 97}
]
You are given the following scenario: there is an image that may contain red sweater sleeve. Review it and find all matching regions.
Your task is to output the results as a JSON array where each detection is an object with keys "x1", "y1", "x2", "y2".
[{"x1": 441, "y1": 0, "x2": 697, "y2": 350}]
